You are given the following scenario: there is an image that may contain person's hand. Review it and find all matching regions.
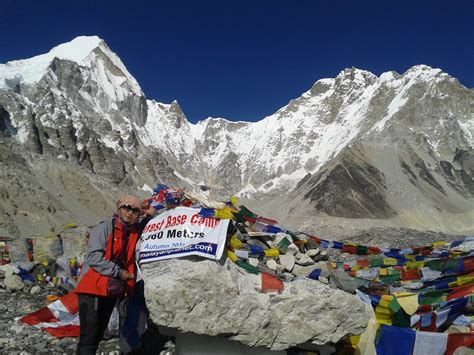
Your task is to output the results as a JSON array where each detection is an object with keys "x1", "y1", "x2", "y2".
[
  {"x1": 141, "y1": 201, "x2": 157, "y2": 217},
  {"x1": 119, "y1": 270, "x2": 134, "y2": 281}
]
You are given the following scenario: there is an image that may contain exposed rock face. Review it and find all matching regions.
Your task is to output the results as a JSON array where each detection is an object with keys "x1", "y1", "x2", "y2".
[
  {"x1": 140, "y1": 258, "x2": 371, "y2": 351},
  {"x1": 301, "y1": 146, "x2": 396, "y2": 219},
  {"x1": 0, "y1": 36, "x2": 179, "y2": 235}
]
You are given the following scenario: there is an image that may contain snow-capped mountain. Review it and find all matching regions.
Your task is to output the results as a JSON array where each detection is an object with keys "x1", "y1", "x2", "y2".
[
  {"x1": 140, "y1": 66, "x2": 473, "y2": 196},
  {"x1": 0, "y1": 36, "x2": 473, "y2": 237}
]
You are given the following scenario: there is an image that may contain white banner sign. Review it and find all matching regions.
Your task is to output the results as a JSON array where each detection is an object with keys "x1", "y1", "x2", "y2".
[{"x1": 137, "y1": 207, "x2": 230, "y2": 264}]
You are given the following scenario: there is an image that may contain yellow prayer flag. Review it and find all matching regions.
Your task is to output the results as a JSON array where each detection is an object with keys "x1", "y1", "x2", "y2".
[
  {"x1": 405, "y1": 261, "x2": 425, "y2": 270},
  {"x1": 383, "y1": 258, "x2": 397, "y2": 266},
  {"x1": 63, "y1": 223, "x2": 78, "y2": 230},
  {"x1": 456, "y1": 275, "x2": 474, "y2": 287},
  {"x1": 230, "y1": 235, "x2": 244, "y2": 250},
  {"x1": 230, "y1": 196, "x2": 239, "y2": 207},
  {"x1": 378, "y1": 295, "x2": 393, "y2": 309},
  {"x1": 379, "y1": 268, "x2": 388, "y2": 276},
  {"x1": 226, "y1": 249, "x2": 238, "y2": 263},
  {"x1": 348, "y1": 335, "x2": 361, "y2": 347},
  {"x1": 264, "y1": 248, "x2": 280, "y2": 257},
  {"x1": 357, "y1": 306, "x2": 378, "y2": 355},
  {"x1": 395, "y1": 293, "x2": 419, "y2": 316},
  {"x1": 448, "y1": 281, "x2": 459, "y2": 288},
  {"x1": 215, "y1": 207, "x2": 235, "y2": 219},
  {"x1": 375, "y1": 306, "x2": 393, "y2": 325}
]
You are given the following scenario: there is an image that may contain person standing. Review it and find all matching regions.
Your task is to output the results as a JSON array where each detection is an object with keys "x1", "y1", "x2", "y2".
[{"x1": 75, "y1": 195, "x2": 155, "y2": 355}]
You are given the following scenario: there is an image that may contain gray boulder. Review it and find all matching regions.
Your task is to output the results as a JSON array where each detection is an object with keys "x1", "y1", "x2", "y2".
[
  {"x1": 4, "y1": 273, "x2": 24, "y2": 291},
  {"x1": 141, "y1": 258, "x2": 371, "y2": 351}
]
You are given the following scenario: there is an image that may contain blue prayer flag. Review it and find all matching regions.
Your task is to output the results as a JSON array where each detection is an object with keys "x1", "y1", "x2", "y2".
[
  {"x1": 319, "y1": 240, "x2": 329, "y2": 248},
  {"x1": 198, "y1": 208, "x2": 215, "y2": 217},
  {"x1": 446, "y1": 297, "x2": 468, "y2": 323},
  {"x1": 17, "y1": 267, "x2": 36, "y2": 283},
  {"x1": 450, "y1": 239, "x2": 464, "y2": 248},
  {"x1": 420, "y1": 313, "x2": 432, "y2": 327},
  {"x1": 249, "y1": 245, "x2": 264, "y2": 254},
  {"x1": 376, "y1": 325, "x2": 416, "y2": 355},
  {"x1": 153, "y1": 184, "x2": 169, "y2": 194},
  {"x1": 263, "y1": 225, "x2": 282, "y2": 234},
  {"x1": 308, "y1": 269, "x2": 321, "y2": 280}
]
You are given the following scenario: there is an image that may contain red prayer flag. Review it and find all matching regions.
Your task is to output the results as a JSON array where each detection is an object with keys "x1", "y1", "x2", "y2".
[
  {"x1": 261, "y1": 272, "x2": 284, "y2": 293},
  {"x1": 401, "y1": 269, "x2": 420, "y2": 281},
  {"x1": 20, "y1": 292, "x2": 79, "y2": 337},
  {"x1": 342, "y1": 245, "x2": 357, "y2": 254},
  {"x1": 463, "y1": 257, "x2": 474, "y2": 273},
  {"x1": 446, "y1": 333, "x2": 474, "y2": 355},
  {"x1": 356, "y1": 259, "x2": 369, "y2": 268},
  {"x1": 256, "y1": 217, "x2": 278, "y2": 225},
  {"x1": 309, "y1": 236, "x2": 322, "y2": 243},
  {"x1": 448, "y1": 285, "x2": 474, "y2": 301}
]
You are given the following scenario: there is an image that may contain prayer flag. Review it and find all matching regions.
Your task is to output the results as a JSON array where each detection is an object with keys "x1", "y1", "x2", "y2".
[
  {"x1": 395, "y1": 293, "x2": 419, "y2": 316},
  {"x1": 20, "y1": 292, "x2": 79, "y2": 337},
  {"x1": 446, "y1": 333, "x2": 474, "y2": 355},
  {"x1": 261, "y1": 272, "x2": 284, "y2": 293},
  {"x1": 413, "y1": 331, "x2": 448, "y2": 355},
  {"x1": 376, "y1": 325, "x2": 416, "y2": 355}
]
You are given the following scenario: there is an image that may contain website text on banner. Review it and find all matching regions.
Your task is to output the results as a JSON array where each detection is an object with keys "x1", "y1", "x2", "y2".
[{"x1": 137, "y1": 207, "x2": 230, "y2": 264}]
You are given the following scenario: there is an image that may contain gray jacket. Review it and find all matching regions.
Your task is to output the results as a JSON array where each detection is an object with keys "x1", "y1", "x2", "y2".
[{"x1": 80, "y1": 218, "x2": 122, "y2": 279}]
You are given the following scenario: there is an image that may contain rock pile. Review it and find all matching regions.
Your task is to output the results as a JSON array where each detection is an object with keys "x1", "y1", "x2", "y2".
[{"x1": 140, "y1": 209, "x2": 373, "y2": 351}]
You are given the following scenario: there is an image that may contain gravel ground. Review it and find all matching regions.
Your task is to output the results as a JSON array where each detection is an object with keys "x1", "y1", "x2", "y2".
[
  {"x1": 0, "y1": 280, "x2": 172, "y2": 355},
  {"x1": 0, "y1": 286, "x2": 121, "y2": 354}
]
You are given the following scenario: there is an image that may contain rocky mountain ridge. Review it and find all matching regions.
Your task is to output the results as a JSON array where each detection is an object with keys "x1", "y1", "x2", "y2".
[{"x1": 0, "y1": 36, "x2": 473, "y2": 237}]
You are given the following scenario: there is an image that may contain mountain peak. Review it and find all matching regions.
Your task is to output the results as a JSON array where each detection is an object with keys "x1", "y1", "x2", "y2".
[
  {"x1": 337, "y1": 67, "x2": 377, "y2": 80},
  {"x1": 402, "y1": 64, "x2": 444, "y2": 81},
  {"x1": 44, "y1": 35, "x2": 103, "y2": 63},
  {"x1": 1, "y1": 35, "x2": 143, "y2": 96},
  {"x1": 0, "y1": 35, "x2": 103, "y2": 90},
  {"x1": 1, "y1": 35, "x2": 104, "y2": 68}
]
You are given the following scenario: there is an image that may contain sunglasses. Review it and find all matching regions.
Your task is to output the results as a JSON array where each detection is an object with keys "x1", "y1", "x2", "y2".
[{"x1": 120, "y1": 204, "x2": 141, "y2": 215}]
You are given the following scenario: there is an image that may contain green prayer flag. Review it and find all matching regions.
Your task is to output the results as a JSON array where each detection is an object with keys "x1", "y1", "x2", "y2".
[
  {"x1": 420, "y1": 290, "x2": 446, "y2": 305},
  {"x1": 237, "y1": 260, "x2": 259, "y2": 274},
  {"x1": 232, "y1": 206, "x2": 258, "y2": 223},
  {"x1": 277, "y1": 237, "x2": 291, "y2": 252},
  {"x1": 392, "y1": 308, "x2": 411, "y2": 327},
  {"x1": 388, "y1": 270, "x2": 401, "y2": 276},
  {"x1": 425, "y1": 258, "x2": 460, "y2": 272},
  {"x1": 380, "y1": 273, "x2": 401, "y2": 283},
  {"x1": 370, "y1": 258, "x2": 384, "y2": 267},
  {"x1": 389, "y1": 297, "x2": 401, "y2": 313}
]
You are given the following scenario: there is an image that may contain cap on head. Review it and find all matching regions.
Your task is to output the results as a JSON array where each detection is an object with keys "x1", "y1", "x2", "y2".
[{"x1": 116, "y1": 195, "x2": 141, "y2": 211}]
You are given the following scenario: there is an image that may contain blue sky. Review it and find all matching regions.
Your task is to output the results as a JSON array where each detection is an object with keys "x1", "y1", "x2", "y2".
[{"x1": 1, "y1": 0, "x2": 472, "y2": 123}]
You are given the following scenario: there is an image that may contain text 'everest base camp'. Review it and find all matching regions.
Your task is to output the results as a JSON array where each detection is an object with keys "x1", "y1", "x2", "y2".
[{"x1": 0, "y1": 35, "x2": 473, "y2": 354}]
